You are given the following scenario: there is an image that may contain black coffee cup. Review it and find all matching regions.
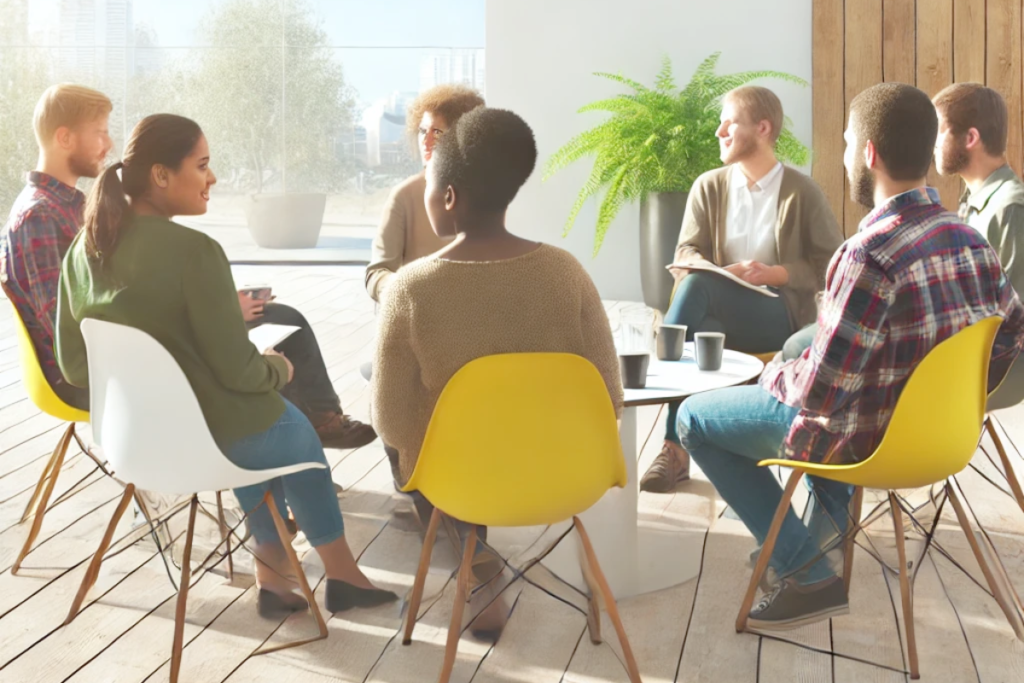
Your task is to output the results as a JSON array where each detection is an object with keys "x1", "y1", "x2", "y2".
[
  {"x1": 619, "y1": 353, "x2": 650, "y2": 389},
  {"x1": 657, "y1": 324, "x2": 687, "y2": 361},
  {"x1": 694, "y1": 332, "x2": 725, "y2": 371}
]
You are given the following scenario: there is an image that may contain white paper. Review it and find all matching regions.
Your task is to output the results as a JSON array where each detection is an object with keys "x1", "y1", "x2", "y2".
[
  {"x1": 248, "y1": 324, "x2": 301, "y2": 352},
  {"x1": 666, "y1": 261, "x2": 779, "y2": 297}
]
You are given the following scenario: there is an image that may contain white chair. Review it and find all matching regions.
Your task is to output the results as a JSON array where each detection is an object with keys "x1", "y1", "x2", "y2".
[{"x1": 64, "y1": 319, "x2": 328, "y2": 682}]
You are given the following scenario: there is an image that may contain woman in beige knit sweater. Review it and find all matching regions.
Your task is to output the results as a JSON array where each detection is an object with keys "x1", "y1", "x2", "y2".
[{"x1": 371, "y1": 107, "x2": 623, "y2": 637}]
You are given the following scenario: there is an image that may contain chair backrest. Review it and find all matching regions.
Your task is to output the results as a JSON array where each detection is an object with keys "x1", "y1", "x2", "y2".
[
  {"x1": 403, "y1": 353, "x2": 626, "y2": 527},
  {"x1": 839, "y1": 316, "x2": 1002, "y2": 489},
  {"x1": 81, "y1": 318, "x2": 253, "y2": 494},
  {"x1": 2, "y1": 293, "x2": 89, "y2": 423}
]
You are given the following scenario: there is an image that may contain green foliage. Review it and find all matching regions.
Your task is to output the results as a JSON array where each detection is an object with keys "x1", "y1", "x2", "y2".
[{"x1": 544, "y1": 53, "x2": 810, "y2": 255}]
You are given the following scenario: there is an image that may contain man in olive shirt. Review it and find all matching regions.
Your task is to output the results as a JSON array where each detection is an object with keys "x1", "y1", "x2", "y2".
[{"x1": 934, "y1": 83, "x2": 1024, "y2": 295}]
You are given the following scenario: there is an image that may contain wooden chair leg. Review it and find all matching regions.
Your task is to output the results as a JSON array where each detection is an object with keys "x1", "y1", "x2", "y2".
[
  {"x1": 403, "y1": 507, "x2": 442, "y2": 645},
  {"x1": 986, "y1": 416, "x2": 1024, "y2": 515},
  {"x1": 890, "y1": 492, "x2": 920, "y2": 680},
  {"x1": 253, "y1": 490, "x2": 329, "y2": 656},
  {"x1": 169, "y1": 496, "x2": 198, "y2": 683},
  {"x1": 946, "y1": 481, "x2": 1024, "y2": 641},
  {"x1": 215, "y1": 492, "x2": 233, "y2": 581},
  {"x1": 64, "y1": 484, "x2": 136, "y2": 624},
  {"x1": 12, "y1": 424, "x2": 75, "y2": 574},
  {"x1": 736, "y1": 468, "x2": 803, "y2": 633},
  {"x1": 439, "y1": 524, "x2": 477, "y2": 683},
  {"x1": 574, "y1": 517, "x2": 642, "y2": 683},
  {"x1": 587, "y1": 594, "x2": 603, "y2": 644},
  {"x1": 843, "y1": 487, "x2": 864, "y2": 595},
  {"x1": 20, "y1": 423, "x2": 75, "y2": 523}
]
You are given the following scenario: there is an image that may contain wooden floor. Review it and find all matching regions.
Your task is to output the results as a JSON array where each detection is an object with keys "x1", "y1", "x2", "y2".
[{"x1": 1, "y1": 264, "x2": 1024, "y2": 683}]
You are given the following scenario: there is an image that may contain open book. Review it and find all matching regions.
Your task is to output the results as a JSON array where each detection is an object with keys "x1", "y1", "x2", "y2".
[
  {"x1": 666, "y1": 261, "x2": 779, "y2": 298},
  {"x1": 248, "y1": 324, "x2": 301, "y2": 353}
]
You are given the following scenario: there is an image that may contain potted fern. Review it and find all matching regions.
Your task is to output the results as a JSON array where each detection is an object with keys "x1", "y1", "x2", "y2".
[{"x1": 544, "y1": 53, "x2": 810, "y2": 310}]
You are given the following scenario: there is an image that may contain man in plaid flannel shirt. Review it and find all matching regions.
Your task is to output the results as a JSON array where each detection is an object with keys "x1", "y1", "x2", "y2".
[
  {"x1": 0, "y1": 85, "x2": 113, "y2": 410},
  {"x1": 676, "y1": 83, "x2": 1024, "y2": 631}
]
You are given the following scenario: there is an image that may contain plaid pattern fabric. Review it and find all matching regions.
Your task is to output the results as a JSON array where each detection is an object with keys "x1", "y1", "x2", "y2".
[
  {"x1": 0, "y1": 172, "x2": 85, "y2": 387},
  {"x1": 761, "y1": 188, "x2": 1024, "y2": 464}
]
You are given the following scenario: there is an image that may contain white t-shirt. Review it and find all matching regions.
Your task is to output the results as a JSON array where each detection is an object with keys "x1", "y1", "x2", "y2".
[{"x1": 722, "y1": 162, "x2": 783, "y2": 266}]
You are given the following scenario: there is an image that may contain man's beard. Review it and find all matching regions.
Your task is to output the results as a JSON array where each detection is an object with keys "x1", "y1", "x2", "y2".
[
  {"x1": 850, "y1": 156, "x2": 876, "y2": 209},
  {"x1": 721, "y1": 134, "x2": 758, "y2": 164},
  {"x1": 68, "y1": 151, "x2": 103, "y2": 179},
  {"x1": 938, "y1": 135, "x2": 970, "y2": 176}
]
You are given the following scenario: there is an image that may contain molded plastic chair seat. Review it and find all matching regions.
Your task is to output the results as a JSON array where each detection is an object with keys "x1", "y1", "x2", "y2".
[
  {"x1": 399, "y1": 353, "x2": 640, "y2": 683},
  {"x1": 4, "y1": 287, "x2": 97, "y2": 575},
  {"x1": 65, "y1": 319, "x2": 328, "y2": 682},
  {"x1": 738, "y1": 317, "x2": 1024, "y2": 679}
]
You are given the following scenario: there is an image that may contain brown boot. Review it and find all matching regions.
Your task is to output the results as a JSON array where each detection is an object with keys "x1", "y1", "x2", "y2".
[
  {"x1": 310, "y1": 411, "x2": 378, "y2": 449},
  {"x1": 640, "y1": 441, "x2": 691, "y2": 493}
]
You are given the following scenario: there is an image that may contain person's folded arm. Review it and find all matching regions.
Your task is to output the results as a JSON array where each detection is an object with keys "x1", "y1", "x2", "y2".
[
  {"x1": 55, "y1": 249, "x2": 88, "y2": 388},
  {"x1": 576, "y1": 264, "x2": 624, "y2": 417},
  {"x1": 365, "y1": 186, "x2": 408, "y2": 303},
  {"x1": 672, "y1": 177, "x2": 717, "y2": 272},
  {"x1": 781, "y1": 249, "x2": 892, "y2": 462},
  {"x1": 182, "y1": 238, "x2": 287, "y2": 393}
]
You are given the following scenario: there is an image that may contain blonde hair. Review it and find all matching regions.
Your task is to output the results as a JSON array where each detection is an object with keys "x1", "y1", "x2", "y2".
[
  {"x1": 724, "y1": 85, "x2": 784, "y2": 145},
  {"x1": 33, "y1": 84, "x2": 113, "y2": 146}
]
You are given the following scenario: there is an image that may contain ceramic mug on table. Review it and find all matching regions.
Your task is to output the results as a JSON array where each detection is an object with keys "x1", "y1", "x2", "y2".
[
  {"x1": 694, "y1": 332, "x2": 725, "y2": 371},
  {"x1": 656, "y1": 324, "x2": 687, "y2": 361}
]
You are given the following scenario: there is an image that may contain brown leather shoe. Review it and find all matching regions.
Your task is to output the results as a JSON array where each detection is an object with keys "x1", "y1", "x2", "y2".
[
  {"x1": 640, "y1": 441, "x2": 691, "y2": 493},
  {"x1": 311, "y1": 412, "x2": 378, "y2": 449}
]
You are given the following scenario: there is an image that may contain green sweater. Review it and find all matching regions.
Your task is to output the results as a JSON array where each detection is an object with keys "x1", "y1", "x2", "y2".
[{"x1": 56, "y1": 214, "x2": 289, "y2": 443}]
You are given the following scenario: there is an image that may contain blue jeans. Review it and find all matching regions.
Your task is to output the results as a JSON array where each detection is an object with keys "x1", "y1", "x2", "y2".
[
  {"x1": 664, "y1": 272, "x2": 794, "y2": 442},
  {"x1": 221, "y1": 399, "x2": 345, "y2": 547},
  {"x1": 677, "y1": 385, "x2": 853, "y2": 585}
]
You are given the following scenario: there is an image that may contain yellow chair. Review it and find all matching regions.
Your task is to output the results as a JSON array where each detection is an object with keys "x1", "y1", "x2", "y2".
[
  {"x1": 737, "y1": 317, "x2": 1023, "y2": 679},
  {"x1": 4, "y1": 293, "x2": 96, "y2": 574},
  {"x1": 400, "y1": 353, "x2": 641, "y2": 683}
]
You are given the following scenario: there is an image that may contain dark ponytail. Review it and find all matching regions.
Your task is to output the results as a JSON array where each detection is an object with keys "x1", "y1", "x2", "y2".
[
  {"x1": 83, "y1": 161, "x2": 128, "y2": 272},
  {"x1": 82, "y1": 114, "x2": 204, "y2": 272}
]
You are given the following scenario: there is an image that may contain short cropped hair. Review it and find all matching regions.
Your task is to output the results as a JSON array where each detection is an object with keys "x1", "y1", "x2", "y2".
[
  {"x1": 431, "y1": 107, "x2": 537, "y2": 213},
  {"x1": 33, "y1": 84, "x2": 113, "y2": 146},
  {"x1": 725, "y1": 86, "x2": 784, "y2": 145},
  {"x1": 849, "y1": 82, "x2": 937, "y2": 180},
  {"x1": 405, "y1": 83, "x2": 485, "y2": 144},
  {"x1": 933, "y1": 82, "x2": 1008, "y2": 156}
]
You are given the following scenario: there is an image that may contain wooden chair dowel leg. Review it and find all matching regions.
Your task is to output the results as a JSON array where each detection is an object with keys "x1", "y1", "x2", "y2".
[
  {"x1": 404, "y1": 507, "x2": 442, "y2": 645},
  {"x1": 890, "y1": 492, "x2": 920, "y2": 680},
  {"x1": 253, "y1": 490, "x2": 330, "y2": 656},
  {"x1": 587, "y1": 594, "x2": 603, "y2": 645},
  {"x1": 736, "y1": 468, "x2": 803, "y2": 633},
  {"x1": 215, "y1": 492, "x2": 233, "y2": 581},
  {"x1": 987, "y1": 416, "x2": 1024, "y2": 515},
  {"x1": 574, "y1": 517, "x2": 641, "y2": 683},
  {"x1": 843, "y1": 487, "x2": 864, "y2": 595},
  {"x1": 63, "y1": 483, "x2": 136, "y2": 624},
  {"x1": 439, "y1": 524, "x2": 477, "y2": 683},
  {"x1": 169, "y1": 496, "x2": 198, "y2": 683},
  {"x1": 20, "y1": 423, "x2": 73, "y2": 523},
  {"x1": 12, "y1": 424, "x2": 75, "y2": 573},
  {"x1": 946, "y1": 481, "x2": 1024, "y2": 641}
]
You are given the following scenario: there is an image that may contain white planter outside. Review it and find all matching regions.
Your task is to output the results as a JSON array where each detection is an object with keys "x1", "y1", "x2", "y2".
[{"x1": 244, "y1": 192, "x2": 326, "y2": 249}]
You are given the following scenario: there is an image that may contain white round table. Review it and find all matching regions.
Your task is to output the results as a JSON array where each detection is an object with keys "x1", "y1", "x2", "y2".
[{"x1": 543, "y1": 344, "x2": 764, "y2": 598}]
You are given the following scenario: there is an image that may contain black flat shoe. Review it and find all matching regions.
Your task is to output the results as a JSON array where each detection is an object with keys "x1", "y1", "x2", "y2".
[
  {"x1": 325, "y1": 579, "x2": 398, "y2": 613},
  {"x1": 257, "y1": 589, "x2": 309, "y2": 618}
]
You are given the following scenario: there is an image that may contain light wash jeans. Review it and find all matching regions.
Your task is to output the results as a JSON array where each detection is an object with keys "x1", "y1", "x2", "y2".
[
  {"x1": 221, "y1": 399, "x2": 345, "y2": 547},
  {"x1": 677, "y1": 385, "x2": 853, "y2": 585}
]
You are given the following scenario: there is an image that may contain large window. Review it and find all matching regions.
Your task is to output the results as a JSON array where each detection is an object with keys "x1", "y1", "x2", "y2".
[{"x1": 0, "y1": 0, "x2": 485, "y2": 238}]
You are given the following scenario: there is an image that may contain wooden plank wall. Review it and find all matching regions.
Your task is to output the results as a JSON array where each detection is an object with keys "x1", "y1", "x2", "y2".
[{"x1": 813, "y1": 0, "x2": 1024, "y2": 237}]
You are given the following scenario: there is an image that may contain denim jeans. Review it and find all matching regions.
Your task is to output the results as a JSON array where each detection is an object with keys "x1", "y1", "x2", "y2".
[
  {"x1": 220, "y1": 399, "x2": 345, "y2": 547},
  {"x1": 677, "y1": 385, "x2": 853, "y2": 585},
  {"x1": 249, "y1": 303, "x2": 342, "y2": 417},
  {"x1": 664, "y1": 272, "x2": 794, "y2": 442}
]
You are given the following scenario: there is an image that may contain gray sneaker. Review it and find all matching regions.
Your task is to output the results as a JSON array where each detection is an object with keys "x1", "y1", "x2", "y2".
[{"x1": 747, "y1": 577, "x2": 849, "y2": 631}]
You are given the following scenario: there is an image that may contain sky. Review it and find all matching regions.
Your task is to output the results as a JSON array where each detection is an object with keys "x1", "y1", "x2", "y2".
[{"x1": 28, "y1": 0, "x2": 485, "y2": 104}]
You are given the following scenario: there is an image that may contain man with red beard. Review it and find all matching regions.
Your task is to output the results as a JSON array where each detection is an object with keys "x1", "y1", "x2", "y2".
[
  {"x1": 934, "y1": 83, "x2": 1024, "y2": 295},
  {"x1": 934, "y1": 83, "x2": 1024, "y2": 409},
  {"x1": 0, "y1": 84, "x2": 113, "y2": 409},
  {"x1": 641, "y1": 85, "x2": 843, "y2": 493}
]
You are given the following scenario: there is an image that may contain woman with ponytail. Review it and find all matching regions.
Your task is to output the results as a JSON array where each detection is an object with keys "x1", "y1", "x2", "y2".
[{"x1": 55, "y1": 114, "x2": 397, "y2": 616}]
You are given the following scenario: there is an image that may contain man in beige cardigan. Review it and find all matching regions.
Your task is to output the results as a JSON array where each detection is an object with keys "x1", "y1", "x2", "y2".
[{"x1": 641, "y1": 86, "x2": 843, "y2": 493}]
